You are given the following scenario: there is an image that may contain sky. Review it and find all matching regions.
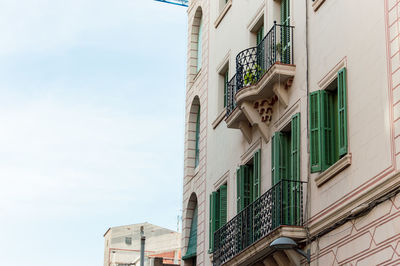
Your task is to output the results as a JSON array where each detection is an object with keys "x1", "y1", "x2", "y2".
[{"x1": 0, "y1": 0, "x2": 187, "y2": 265}]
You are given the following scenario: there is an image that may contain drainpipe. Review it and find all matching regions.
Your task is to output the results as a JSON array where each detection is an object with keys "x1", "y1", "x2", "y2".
[
  {"x1": 140, "y1": 226, "x2": 145, "y2": 266},
  {"x1": 305, "y1": 0, "x2": 313, "y2": 259}
]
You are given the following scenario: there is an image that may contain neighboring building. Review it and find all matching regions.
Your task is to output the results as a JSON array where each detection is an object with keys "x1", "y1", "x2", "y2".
[
  {"x1": 104, "y1": 222, "x2": 181, "y2": 266},
  {"x1": 182, "y1": 0, "x2": 400, "y2": 265}
]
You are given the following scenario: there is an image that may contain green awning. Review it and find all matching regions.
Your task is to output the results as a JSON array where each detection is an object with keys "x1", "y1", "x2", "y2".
[{"x1": 182, "y1": 205, "x2": 198, "y2": 260}]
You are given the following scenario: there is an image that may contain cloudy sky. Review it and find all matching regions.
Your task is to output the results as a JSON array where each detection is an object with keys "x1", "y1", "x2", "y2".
[{"x1": 0, "y1": 0, "x2": 187, "y2": 265}]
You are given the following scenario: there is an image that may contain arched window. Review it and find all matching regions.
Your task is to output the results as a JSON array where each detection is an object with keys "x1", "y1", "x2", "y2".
[
  {"x1": 187, "y1": 97, "x2": 200, "y2": 170},
  {"x1": 197, "y1": 16, "x2": 203, "y2": 72},
  {"x1": 194, "y1": 105, "x2": 200, "y2": 168},
  {"x1": 182, "y1": 194, "x2": 198, "y2": 266},
  {"x1": 190, "y1": 7, "x2": 203, "y2": 77}
]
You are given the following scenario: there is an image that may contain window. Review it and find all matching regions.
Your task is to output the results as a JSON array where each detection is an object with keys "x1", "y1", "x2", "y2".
[
  {"x1": 236, "y1": 149, "x2": 261, "y2": 213},
  {"x1": 310, "y1": 67, "x2": 348, "y2": 172},
  {"x1": 209, "y1": 184, "x2": 227, "y2": 252},
  {"x1": 197, "y1": 17, "x2": 203, "y2": 72},
  {"x1": 194, "y1": 105, "x2": 200, "y2": 168},
  {"x1": 271, "y1": 113, "x2": 300, "y2": 226},
  {"x1": 125, "y1": 237, "x2": 132, "y2": 245},
  {"x1": 182, "y1": 205, "x2": 198, "y2": 261}
]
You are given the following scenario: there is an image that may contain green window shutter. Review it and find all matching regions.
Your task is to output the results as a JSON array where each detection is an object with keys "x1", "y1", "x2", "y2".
[
  {"x1": 219, "y1": 185, "x2": 227, "y2": 226},
  {"x1": 195, "y1": 106, "x2": 200, "y2": 168},
  {"x1": 242, "y1": 165, "x2": 252, "y2": 208},
  {"x1": 290, "y1": 113, "x2": 300, "y2": 181},
  {"x1": 209, "y1": 194, "x2": 214, "y2": 252},
  {"x1": 253, "y1": 149, "x2": 261, "y2": 201},
  {"x1": 224, "y1": 71, "x2": 228, "y2": 108},
  {"x1": 197, "y1": 18, "x2": 203, "y2": 72},
  {"x1": 256, "y1": 26, "x2": 264, "y2": 46},
  {"x1": 281, "y1": 0, "x2": 290, "y2": 64},
  {"x1": 321, "y1": 90, "x2": 335, "y2": 170},
  {"x1": 215, "y1": 191, "x2": 220, "y2": 230},
  {"x1": 183, "y1": 205, "x2": 198, "y2": 260},
  {"x1": 309, "y1": 91, "x2": 322, "y2": 172},
  {"x1": 338, "y1": 67, "x2": 348, "y2": 157},
  {"x1": 236, "y1": 168, "x2": 241, "y2": 213},
  {"x1": 271, "y1": 134, "x2": 276, "y2": 184}
]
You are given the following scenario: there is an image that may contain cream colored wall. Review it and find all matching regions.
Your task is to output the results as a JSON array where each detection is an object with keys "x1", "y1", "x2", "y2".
[
  {"x1": 205, "y1": 0, "x2": 309, "y2": 265},
  {"x1": 186, "y1": 0, "x2": 396, "y2": 265},
  {"x1": 307, "y1": 0, "x2": 392, "y2": 231},
  {"x1": 182, "y1": 0, "x2": 210, "y2": 265}
]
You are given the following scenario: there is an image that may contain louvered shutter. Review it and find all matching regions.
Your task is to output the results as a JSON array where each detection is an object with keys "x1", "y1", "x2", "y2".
[
  {"x1": 290, "y1": 113, "x2": 300, "y2": 181},
  {"x1": 183, "y1": 205, "x2": 198, "y2": 260},
  {"x1": 338, "y1": 67, "x2": 348, "y2": 157},
  {"x1": 309, "y1": 91, "x2": 322, "y2": 172},
  {"x1": 242, "y1": 165, "x2": 252, "y2": 209},
  {"x1": 290, "y1": 113, "x2": 301, "y2": 225},
  {"x1": 219, "y1": 185, "x2": 227, "y2": 226},
  {"x1": 209, "y1": 194, "x2": 214, "y2": 252},
  {"x1": 281, "y1": 0, "x2": 290, "y2": 64},
  {"x1": 236, "y1": 168, "x2": 242, "y2": 213},
  {"x1": 253, "y1": 149, "x2": 261, "y2": 201},
  {"x1": 321, "y1": 90, "x2": 335, "y2": 170}
]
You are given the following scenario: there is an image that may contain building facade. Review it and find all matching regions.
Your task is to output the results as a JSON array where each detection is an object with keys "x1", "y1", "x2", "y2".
[
  {"x1": 104, "y1": 222, "x2": 181, "y2": 266},
  {"x1": 182, "y1": 0, "x2": 400, "y2": 265}
]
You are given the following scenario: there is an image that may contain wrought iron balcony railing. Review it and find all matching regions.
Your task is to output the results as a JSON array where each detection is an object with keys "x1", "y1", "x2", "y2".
[
  {"x1": 236, "y1": 23, "x2": 294, "y2": 91},
  {"x1": 225, "y1": 23, "x2": 294, "y2": 119},
  {"x1": 213, "y1": 179, "x2": 305, "y2": 266},
  {"x1": 226, "y1": 74, "x2": 237, "y2": 116}
]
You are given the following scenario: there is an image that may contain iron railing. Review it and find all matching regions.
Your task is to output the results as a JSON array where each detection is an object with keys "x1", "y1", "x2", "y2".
[
  {"x1": 213, "y1": 179, "x2": 305, "y2": 266},
  {"x1": 226, "y1": 74, "x2": 237, "y2": 116},
  {"x1": 236, "y1": 23, "x2": 294, "y2": 92}
]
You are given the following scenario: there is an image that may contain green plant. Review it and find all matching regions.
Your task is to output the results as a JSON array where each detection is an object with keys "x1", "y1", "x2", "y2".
[
  {"x1": 275, "y1": 42, "x2": 282, "y2": 56},
  {"x1": 244, "y1": 64, "x2": 264, "y2": 86}
]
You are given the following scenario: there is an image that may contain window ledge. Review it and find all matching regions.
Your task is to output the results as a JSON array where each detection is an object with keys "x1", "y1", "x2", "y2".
[
  {"x1": 212, "y1": 108, "x2": 227, "y2": 129},
  {"x1": 315, "y1": 153, "x2": 352, "y2": 187},
  {"x1": 214, "y1": 0, "x2": 232, "y2": 28},
  {"x1": 312, "y1": 0, "x2": 325, "y2": 11}
]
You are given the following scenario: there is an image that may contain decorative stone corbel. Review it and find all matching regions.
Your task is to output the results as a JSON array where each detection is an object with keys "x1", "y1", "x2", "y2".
[
  {"x1": 253, "y1": 96, "x2": 277, "y2": 125},
  {"x1": 241, "y1": 101, "x2": 270, "y2": 142},
  {"x1": 238, "y1": 121, "x2": 252, "y2": 144},
  {"x1": 272, "y1": 78, "x2": 293, "y2": 108}
]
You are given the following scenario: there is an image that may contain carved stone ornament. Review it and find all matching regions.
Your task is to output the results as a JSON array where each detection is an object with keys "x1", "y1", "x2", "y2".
[{"x1": 253, "y1": 96, "x2": 278, "y2": 125}]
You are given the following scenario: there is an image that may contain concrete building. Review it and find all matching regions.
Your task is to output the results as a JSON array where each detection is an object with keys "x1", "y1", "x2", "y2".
[
  {"x1": 104, "y1": 222, "x2": 181, "y2": 266},
  {"x1": 181, "y1": 0, "x2": 400, "y2": 265}
]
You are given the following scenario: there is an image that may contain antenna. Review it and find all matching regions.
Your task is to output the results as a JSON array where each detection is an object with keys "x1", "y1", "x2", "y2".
[{"x1": 154, "y1": 0, "x2": 188, "y2": 7}]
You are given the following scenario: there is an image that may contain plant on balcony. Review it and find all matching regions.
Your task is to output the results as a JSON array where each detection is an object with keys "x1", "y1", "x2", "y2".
[
  {"x1": 244, "y1": 64, "x2": 264, "y2": 86},
  {"x1": 275, "y1": 42, "x2": 282, "y2": 60}
]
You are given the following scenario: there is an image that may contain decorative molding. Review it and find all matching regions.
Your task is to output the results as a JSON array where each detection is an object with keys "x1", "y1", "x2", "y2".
[
  {"x1": 216, "y1": 50, "x2": 230, "y2": 74},
  {"x1": 241, "y1": 137, "x2": 262, "y2": 164},
  {"x1": 272, "y1": 99, "x2": 301, "y2": 131},
  {"x1": 253, "y1": 96, "x2": 277, "y2": 125},
  {"x1": 212, "y1": 108, "x2": 227, "y2": 129},
  {"x1": 214, "y1": 0, "x2": 232, "y2": 28},
  {"x1": 315, "y1": 154, "x2": 352, "y2": 187},
  {"x1": 247, "y1": 1, "x2": 265, "y2": 32},
  {"x1": 317, "y1": 57, "x2": 347, "y2": 90},
  {"x1": 214, "y1": 170, "x2": 230, "y2": 189},
  {"x1": 312, "y1": 0, "x2": 326, "y2": 12}
]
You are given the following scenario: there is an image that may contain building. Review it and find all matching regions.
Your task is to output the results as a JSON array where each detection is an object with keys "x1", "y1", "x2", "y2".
[
  {"x1": 181, "y1": 0, "x2": 400, "y2": 265},
  {"x1": 104, "y1": 222, "x2": 181, "y2": 266}
]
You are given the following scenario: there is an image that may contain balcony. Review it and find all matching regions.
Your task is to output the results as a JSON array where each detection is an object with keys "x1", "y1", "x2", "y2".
[
  {"x1": 225, "y1": 23, "x2": 295, "y2": 142},
  {"x1": 212, "y1": 180, "x2": 306, "y2": 266}
]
